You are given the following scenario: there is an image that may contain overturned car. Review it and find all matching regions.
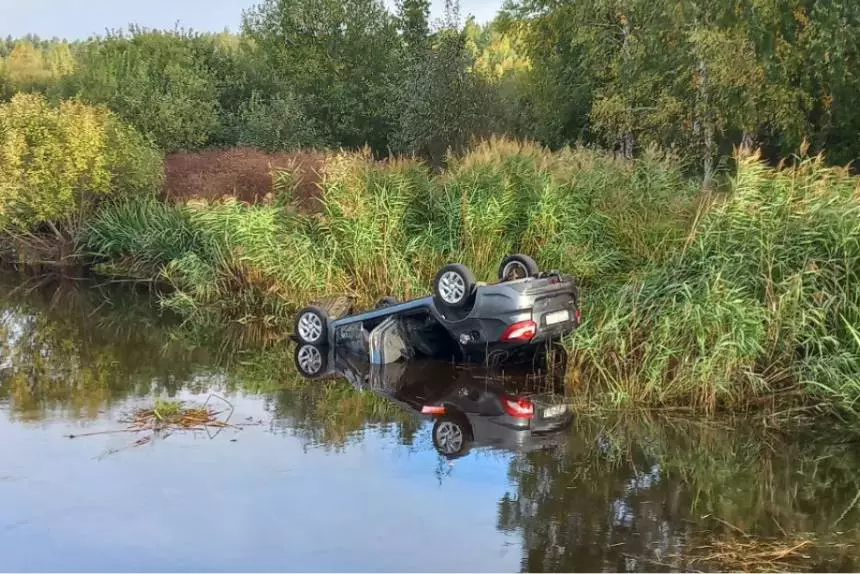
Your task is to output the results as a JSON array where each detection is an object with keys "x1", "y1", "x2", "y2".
[{"x1": 293, "y1": 254, "x2": 581, "y2": 365}]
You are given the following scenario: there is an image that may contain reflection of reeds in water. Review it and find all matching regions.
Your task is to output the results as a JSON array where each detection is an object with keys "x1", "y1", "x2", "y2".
[
  {"x1": 503, "y1": 409, "x2": 860, "y2": 572},
  {"x1": 0, "y1": 271, "x2": 215, "y2": 420}
]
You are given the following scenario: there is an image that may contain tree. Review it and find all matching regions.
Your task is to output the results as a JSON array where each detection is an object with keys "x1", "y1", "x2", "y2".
[
  {"x1": 397, "y1": 0, "x2": 431, "y2": 51},
  {"x1": 68, "y1": 27, "x2": 223, "y2": 152},
  {"x1": 243, "y1": 0, "x2": 402, "y2": 152},
  {"x1": 394, "y1": 4, "x2": 499, "y2": 165},
  {"x1": 800, "y1": 0, "x2": 860, "y2": 165}
]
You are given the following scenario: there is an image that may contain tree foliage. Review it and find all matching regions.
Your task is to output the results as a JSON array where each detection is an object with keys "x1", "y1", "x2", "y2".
[
  {"x1": 507, "y1": 0, "x2": 860, "y2": 171},
  {"x1": 0, "y1": 93, "x2": 163, "y2": 239},
  {"x1": 243, "y1": 0, "x2": 402, "y2": 151},
  {"x1": 65, "y1": 27, "x2": 224, "y2": 152},
  {"x1": 0, "y1": 0, "x2": 858, "y2": 168}
]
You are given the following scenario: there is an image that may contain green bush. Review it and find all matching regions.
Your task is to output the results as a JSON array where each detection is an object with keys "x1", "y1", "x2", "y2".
[
  {"x1": 68, "y1": 28, "x2": 223, "y2": 152},
  {"x1": 234, "y1": 92, "x2": 323, "y2": 152},
  {"x1": 0, "y1": 93, "x2": 163, "y2": 240}
]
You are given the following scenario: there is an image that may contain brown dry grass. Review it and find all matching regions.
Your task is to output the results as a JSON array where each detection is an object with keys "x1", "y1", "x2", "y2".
[{"x1": 163, "y1": 146, "x2": 325, "y2": 207}]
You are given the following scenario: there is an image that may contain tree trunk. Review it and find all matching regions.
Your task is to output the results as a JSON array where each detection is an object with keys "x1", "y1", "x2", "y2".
[{"x1": 621, "y1": 130, "x2": 635, "y2": 160}]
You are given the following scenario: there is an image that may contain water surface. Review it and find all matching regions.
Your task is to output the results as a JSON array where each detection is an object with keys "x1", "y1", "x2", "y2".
[{"x1": 1, "y1": 274, "x2": 858, "y2": 572}]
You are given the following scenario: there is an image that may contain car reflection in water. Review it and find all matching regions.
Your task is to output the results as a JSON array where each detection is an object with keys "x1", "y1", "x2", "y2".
[{"x1": 294, "y1": 342, "x2": 573, "y2": 459}]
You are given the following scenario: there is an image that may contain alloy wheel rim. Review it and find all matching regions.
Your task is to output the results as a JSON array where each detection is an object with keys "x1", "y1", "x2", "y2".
[
  {"x1": 297, "y1": 345, "x2": 323, "y2": 374},
  {"x1": 502, "y1": 261, "x2": 528, "y2": 280},
  {"x1": 435, "y1": 421, "x2": 464, "y2": 454},
  {"x1": 439, "y1": 271, "x2": 466, "y2": 304},
  {"x1": 298, "y1": 312, "x2": 323, "y2": 342}
]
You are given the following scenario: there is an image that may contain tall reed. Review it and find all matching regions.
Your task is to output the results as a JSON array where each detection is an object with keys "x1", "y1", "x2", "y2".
[
  {"x1": 84, "y1": 139, "x2": 860, "y2": 414},
  {"x1": 569, "y1": 150, "x2": 860, "y2": 414}
]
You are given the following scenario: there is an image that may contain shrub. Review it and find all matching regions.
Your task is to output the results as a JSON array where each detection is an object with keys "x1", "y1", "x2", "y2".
[
  {"x1": 0, "y1": 93, "x2": 163, "y2": 242},
  {"x1": 68, "y1": 28, "x2": 223, "y2": 152},
  {"x1": 234, "y1": 92, "x2": 323, "y2": 152}
]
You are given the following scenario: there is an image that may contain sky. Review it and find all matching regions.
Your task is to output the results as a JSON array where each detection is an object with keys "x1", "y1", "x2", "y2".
[{"x1": 0, "y1": 0, "x2": 504, "y2": 40}]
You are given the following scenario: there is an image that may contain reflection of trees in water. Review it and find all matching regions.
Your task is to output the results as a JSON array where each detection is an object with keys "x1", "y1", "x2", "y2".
[
  {"x1": 0, "y1": 272, "x2": 417, "y2": 447},
  {"x1": 0, "y1": 273, "x2": 211, "y2": 419},
  {"x1": 5, "y1": 274, "x2": 860, "y2": 571},
  {"x1": 499, "y1": 413, "x2": 860, "y2": 572}
]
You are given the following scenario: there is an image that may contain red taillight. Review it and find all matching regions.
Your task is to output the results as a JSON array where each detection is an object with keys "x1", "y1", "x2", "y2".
[
  {"x1": 575, "y1": 308, "x2": 582, "y2": 324},
  {"x1": 500, "y1": 320, "x2": 537, "y2": 342},
  {"x1": 421, "y1": 405, "x2": 446, "y2": 415},
  {"x1": 502, "y1": 395, "x2": 535, "y2": 418}
]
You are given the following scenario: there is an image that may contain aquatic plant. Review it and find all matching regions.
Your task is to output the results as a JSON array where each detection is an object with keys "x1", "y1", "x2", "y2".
[{"x1": 568, "y1": 150, "x2": 860, "y2": 415}]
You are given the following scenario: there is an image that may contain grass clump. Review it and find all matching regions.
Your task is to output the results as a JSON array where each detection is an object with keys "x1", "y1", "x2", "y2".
[{"x1": 570, "y1": 150, "x2": 860, "y2": 414}]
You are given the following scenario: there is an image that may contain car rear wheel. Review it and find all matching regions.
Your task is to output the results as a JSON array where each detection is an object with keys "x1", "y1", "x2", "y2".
[
  {"x1": 499, "y1": 254, "x2": 540, "y2": 281},
  {"x1": 294, "y1": 305, "x2": 329, "y2": 345},
  {"x1": 433, "y1": 263, "x2": 476, "y2": 308}
]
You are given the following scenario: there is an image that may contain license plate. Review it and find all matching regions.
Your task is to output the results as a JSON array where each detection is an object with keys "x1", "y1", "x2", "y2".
[
  {"x1": 543, "y1": 404, "x2": 568, "y2": 418},
  {"x1": 545, "y1": 310, "x2": 570, "y2": 325}
]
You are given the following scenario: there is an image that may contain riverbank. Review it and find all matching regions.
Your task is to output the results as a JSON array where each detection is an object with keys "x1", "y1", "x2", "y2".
[
  {"x1": 2, "y1": 125, "x2": 859, "y2": 416},
  {"x1": 78, "y1": 139, "x2": 860, "y2": 417}
]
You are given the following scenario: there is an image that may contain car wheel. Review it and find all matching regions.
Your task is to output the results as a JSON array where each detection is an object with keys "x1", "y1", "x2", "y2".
[
  {"x1": 499, "y1": 254, "x2": 540, "y2": 281},
  {"x1": 432, "y1": 414, "x2": 473, "y2": 459},
  {"x1": 294, "y1": 344, "x2": 328, "y2": 378},
  {"x1": 294, "y1": 305, "x2": 329, "y2": 345},
  {"x1": 433, "y1": 263, "x2": 476, "y2": 308},
  {"x1": 375, "y1": 296, "x2": 399, "y2": 309}
]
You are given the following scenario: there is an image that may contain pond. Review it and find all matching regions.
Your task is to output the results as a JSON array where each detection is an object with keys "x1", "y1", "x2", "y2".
[{"x1": 1, "y1": 273, "x2": 858, "y2": 572}]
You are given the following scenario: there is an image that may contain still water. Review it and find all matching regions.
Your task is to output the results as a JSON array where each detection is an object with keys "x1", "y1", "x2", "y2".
[{"x1": 1, "y1": 274, "x2": 858, "y2": 572}]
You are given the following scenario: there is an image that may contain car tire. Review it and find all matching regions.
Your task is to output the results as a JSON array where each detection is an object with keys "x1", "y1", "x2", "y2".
[
  {"x1": 375, "y1": 296, "x2": 399, "y2": 309},
  {"x1": 433, "y1": 263, "x2": 476, "y2": 309},
  {"x1": 431, "y1": 413, "x2": 473, "y2": 460},
  {"x1": 499, "y1": 254, "x2": 540, "y2": 281},
  {"x1": 293, "y1": 343, "x2": 328, "y2": 378},
  {"x1": 294, "y1": 305, "x2": 329, "y2": 345}
]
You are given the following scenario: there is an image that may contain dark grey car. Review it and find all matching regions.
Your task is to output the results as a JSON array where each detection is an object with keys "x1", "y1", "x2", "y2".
[{"x1": 293, "y1": 254, "x2": 581, "y2": 366}]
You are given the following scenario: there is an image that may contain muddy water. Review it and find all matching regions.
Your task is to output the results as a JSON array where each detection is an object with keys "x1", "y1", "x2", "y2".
[{"x1": 1, "y1": 274, "x2": 859, "y2": 572}]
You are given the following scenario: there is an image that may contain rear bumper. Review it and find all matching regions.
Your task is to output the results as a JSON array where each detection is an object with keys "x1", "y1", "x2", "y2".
[{"x1": 438, "y1": 274, "x2": 580, "y2": 349}]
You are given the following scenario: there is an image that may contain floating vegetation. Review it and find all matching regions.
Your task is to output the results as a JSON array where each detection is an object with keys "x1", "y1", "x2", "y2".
[
  {"x1": 674, "y1": 533, "x2": 856, "y2": 573},
  {"x1": 124, "y1": 398, "x2": 224, "y2": 430},
  {"x1": 65, "y1": 394, "x2": 261, "y2": 457}
]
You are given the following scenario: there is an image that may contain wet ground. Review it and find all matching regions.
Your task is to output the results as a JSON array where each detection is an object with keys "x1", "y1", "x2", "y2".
[{"x1": 1, "y1": 273, "x2": 859, "y2": 572}]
